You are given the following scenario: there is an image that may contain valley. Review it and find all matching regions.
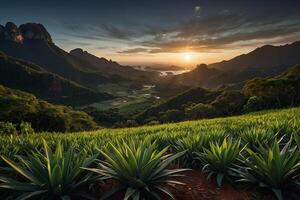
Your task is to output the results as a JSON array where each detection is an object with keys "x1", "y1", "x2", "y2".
[{"x1": 1, "y1": 1, "x2": 300, "y2": 199}]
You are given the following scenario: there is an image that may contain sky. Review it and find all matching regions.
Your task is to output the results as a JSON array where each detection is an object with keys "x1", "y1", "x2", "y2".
[{"x1": 1, "y1": 0, "x2": 300, "y2": 68}]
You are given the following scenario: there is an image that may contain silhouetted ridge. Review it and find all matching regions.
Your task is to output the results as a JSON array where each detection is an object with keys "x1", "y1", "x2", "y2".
[
  {"x1": 167, "y1": 41, "x2": 300, "y2": 88},
  {"x1": 19, "y1": 23, "x2": 52, "y2": 43},
  {"x1": 0, "y1": 21, "x2": 158, "y2": 85}
]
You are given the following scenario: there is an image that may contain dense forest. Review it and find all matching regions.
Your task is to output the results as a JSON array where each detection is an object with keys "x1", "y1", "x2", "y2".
[
  {"x1": 0, "y1": 85, "x2": 97, "y2": 132},
  {"x1": 137, "y1": 65, "x2": 300, "y2": 124}
]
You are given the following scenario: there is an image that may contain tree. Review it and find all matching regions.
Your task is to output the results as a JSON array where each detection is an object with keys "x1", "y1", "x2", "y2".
[
  {"x1": 185, "y1": 103, "x2": 216, "y2": 119},
  {"x1": 159, "y1": 109, "x2": 185, "y2": 123}
]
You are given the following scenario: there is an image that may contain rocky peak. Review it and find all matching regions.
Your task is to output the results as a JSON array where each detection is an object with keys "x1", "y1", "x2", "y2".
[
  {"x1": 70, "y1": 48, "x2": 85, "y2": 55},
  {"x1": 19, "y1": 23, "x2": 52, "y2": 43},
  {"x1": 0, "y1": 22, "x2": 52, "y2": 43},
  {"x1": 3, "y1": 22, "x2": 23, "y2": 43},
  {"x1": 0, "y1": 25, "x2": 5, "y2": 40}
]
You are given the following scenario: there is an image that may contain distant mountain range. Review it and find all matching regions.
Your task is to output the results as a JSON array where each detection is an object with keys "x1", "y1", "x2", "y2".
[
  {"x1": 69, "y1": 48, "x2": 158, "y2": 80},
  {"x1": 0, "y1": 52, "x2": 112, "y2": 105},
  {"x1": 167, "y1": 41, "x2": 300, "y2": 88},
  {"x1": 0, "y1": 22, "x2": 160, "y2": 106},
  {"x1": 138, "y1": 64, "x2": 300, "y2": 123},
  {"x1": 0, "y1": 22, "x2": 157, "y2": 85}
]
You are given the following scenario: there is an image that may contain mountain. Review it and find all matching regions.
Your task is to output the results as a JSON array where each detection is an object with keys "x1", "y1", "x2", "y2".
[
  {"x1": 0, "y1": 22, "x2": 157, "y2": 87},
  {"x1": 136, "y1": 87, "x2": 221, "y2": 123},
  {"x1": 0, "y1": 84, "x2": 97, "y2": 132},
  {"x1": 0, "y1": 22, "x2": 110, "y2": 85},
  {"x1": 210, "y1": 41, "x2": 300, "y2": 71},
  {"x1": 0, "y1": 52, "x2": 112, "y2": 105},
  {"x1": 69, "y1": 48, "x2": 158, "y2": 81},
  {"x1": 165, "y1": 64, "x2": 222, "y2": 88},
  {"x1": 242, "y1": 64, "x2": 300, "y2": 106},
  {"x1": 138, "y1": 64, "x2": 300, "y2": 124},
  {"x1": 167, "y1": 41, "x2": 300, "y2": 88}
]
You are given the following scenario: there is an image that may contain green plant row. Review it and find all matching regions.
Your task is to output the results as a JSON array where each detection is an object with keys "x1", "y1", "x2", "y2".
[{"x1": 0, "y1": 107, "x2": 299, "y2": 199}]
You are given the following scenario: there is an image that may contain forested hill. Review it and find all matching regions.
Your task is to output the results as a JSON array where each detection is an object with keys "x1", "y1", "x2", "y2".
[{"x1": 0, "y1": 84, "x2": 97, "y2": 132}]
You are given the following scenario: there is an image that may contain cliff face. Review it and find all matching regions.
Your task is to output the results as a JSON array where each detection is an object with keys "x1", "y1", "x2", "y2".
[{"x1": 0, "y1": 22, "x2": 52, "y2": 43}]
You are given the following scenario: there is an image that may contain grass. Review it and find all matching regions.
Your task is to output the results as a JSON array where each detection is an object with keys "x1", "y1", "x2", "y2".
[{"x1": 0, "y1": 107, "x2": 299, "y2": 159}]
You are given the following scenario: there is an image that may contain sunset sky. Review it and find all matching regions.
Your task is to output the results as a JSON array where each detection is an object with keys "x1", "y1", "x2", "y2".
[{"x1": 1, "y1": 0, "x2": 300, "y2": 68}]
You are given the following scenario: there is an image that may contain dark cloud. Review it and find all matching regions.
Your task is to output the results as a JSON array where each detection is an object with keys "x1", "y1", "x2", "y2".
[
  {"x1": 118, "y1": 47, "x2": 150, "y2": 54},
  {"x1": 100, "y1": 24, "x2": 134, "y2": 40},
  {"x1": 121, "y1": 10, "x2": 300, "y2": 53},
  {"x1": 2, "y1": 0, "x2": 300, "y2": 55}
]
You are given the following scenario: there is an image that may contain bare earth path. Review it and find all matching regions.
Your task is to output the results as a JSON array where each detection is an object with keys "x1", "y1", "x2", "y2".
[{"x1": 170, "y1": 170, "x2": 250, "y2": 200}]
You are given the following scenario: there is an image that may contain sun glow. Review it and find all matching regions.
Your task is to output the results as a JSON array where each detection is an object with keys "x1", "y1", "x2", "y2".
[{"x1": 182, "y1": 52, "x2": 193, "y2": 62}]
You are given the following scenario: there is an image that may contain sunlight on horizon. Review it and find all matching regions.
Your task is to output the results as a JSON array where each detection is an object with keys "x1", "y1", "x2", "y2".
[
  {"x1": 89, "y1": 48, "x2": 252, "y2": 69},
  {"x1": 182, "y1": 52, "x2": 193, "y2": 62}
]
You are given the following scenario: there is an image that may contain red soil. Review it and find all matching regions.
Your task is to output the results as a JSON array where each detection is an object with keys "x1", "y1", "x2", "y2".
[
  {"x1": 96, "y1": 170, "x2": 251, "y2": 200},
  {"x1": 171, "y1": 170, "x2": 250, "y2": 200}
]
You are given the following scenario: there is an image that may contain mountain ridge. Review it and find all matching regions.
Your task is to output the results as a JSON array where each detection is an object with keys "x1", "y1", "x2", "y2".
[
  {"x1": 0, "y1": 52, "x2": 112, "y2": 105},
  {"x1": 0, "y1": 22, "x2": 158, "y2": 86},
  {"x1": 166, "y1": 41, "x2": 300, "y2": 88}
]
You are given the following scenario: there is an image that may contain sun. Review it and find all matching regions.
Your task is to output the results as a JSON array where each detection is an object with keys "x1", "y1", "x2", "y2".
[{"x1": 183, "y1": 52, "x2": 193, "y2": 62}]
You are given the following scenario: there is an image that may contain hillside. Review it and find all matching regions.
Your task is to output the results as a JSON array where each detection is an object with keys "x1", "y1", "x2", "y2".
[
  {"x1": 0, "y1": 22, "x2": 157, "y2": 87},
  {"x1": 0, "y1": 22, "x2": 118, "y2": 86},
  {"x1": 0, "y1": 84, "x2": 97, "y2": 132},
  {"x1": 0, "y1": 52, "x2": 112, "y2": 105},
  {"x1": 136, "y1": 87, "x2": 221, "y2": 123},
  {"x1": 210, "y1": 41, "x2": 300, "y2": 71},
  {"x1": 138, "y1": 65, "x2": 300, "y2": 124},
  {"x1": 1, "y1": 107, "x2": 299, "y2": 199},
  {"x1": 167, "y1": 41, "x2": 300, "y2": 88},
  {"x1": 69, "y1": 48, "x2": 158, "y2": 81}
]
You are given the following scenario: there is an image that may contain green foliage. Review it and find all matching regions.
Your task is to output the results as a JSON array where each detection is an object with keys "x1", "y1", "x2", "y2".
[
  {"x1": 86, "y1": 140, "x2": 187, "y2": 200},
  {"x1": 240, "y1": 127, "x2": 275, "y2": 150},
  {"x1": 211, "y1": 91, "x2": 247, "y2": 116},
  {"x1": 159, "y1": 109, "x2": 185, "y2": 123},
  {"x1": 147, "y1": 120, "x2": 160, "y2": 125},
  {"x1": 195, "y1": 138, "x2": 243, "y2": 187},
  {"x1": 234, "y1": 139, "x2": 300, "y2": 200},
  {"x1": 86, "y1": 108, "x2": 126, "y2": 127},
  {"x1": 185, "y1": 103, "x2": 216, "y2": 119},
  {"x1": 0, "y1": 108, "x2": 298, "y2": 199},
  {"x1": 0, "y1": 52, "x2": 112, "y2": 106},
  {"x1": 173, "y1": 135, "x2": 208, "y2": 168},
  {"x1": 243, "y1": 65, "x2": 300, "y2": 109},
  {"x1": 0, "y1": 85, "x2": 97, "y2": 132},
  {"x1": 243, "y1": 96, "x2": 265, "y2": 112},
  {"x1": 0, "y1": 121, "x2": 17, "y2": 135},
  {"x1": 0, "y1": 139, "x2": 97, "y2": 200},
  {"x1": 136, "y1": 87, "x2": 220, "y2": 123},
  {"x1": 138, "y1": 65, "x2": 300, "y2": 125},
  {"x1": 19, "y1": 122, "x2": 34, "y2": 135}
]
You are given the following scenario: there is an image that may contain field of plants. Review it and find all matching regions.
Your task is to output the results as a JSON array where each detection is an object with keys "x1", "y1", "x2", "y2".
[{"x1": 0, "y1": 107, "x2": 300, "y2": 200}]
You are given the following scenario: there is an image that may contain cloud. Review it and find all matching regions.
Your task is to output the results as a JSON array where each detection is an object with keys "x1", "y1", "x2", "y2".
[
  {"x1": 129, "y1": 12, "x2": 300, "y2": 54},
  {"x1": 194, "y1": 6, "x2": 201, "y2": 17},
  {"x1": 61, "y1": 22, "x2": 140, "y2": 41},
  {"x1": 99, "y1": 24, "x2": 135, "y2": 40},
  {"x1": 118, "y1": 47, "x2": 150, "y2": 54},
  {"x1": 58, "y1": 3, "x2": 300, "y2": 55}
]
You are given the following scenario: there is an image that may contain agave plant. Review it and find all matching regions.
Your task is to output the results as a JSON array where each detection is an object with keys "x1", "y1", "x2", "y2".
[
  {"x1": 240, "y1": 128, "x2": 275, "y2": 150},
  {"x1": 0, "y1": 139, "x2": 97, "y2": 200},
  {"x1": 173, "y1": 135, "x2": 208, "y2": 168},
  {"x1": 294, "y1": 133, "x2": 300, "y2": 149},
  {"x1": 234, "y1": 139, "x2": 300, "y2": 200},
  {"x1": 195, "y1": 138, "x2": 243, "y2": 187},
  {"x1": 85, "y1": 139, "x2": 187, "y2": 200}
]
